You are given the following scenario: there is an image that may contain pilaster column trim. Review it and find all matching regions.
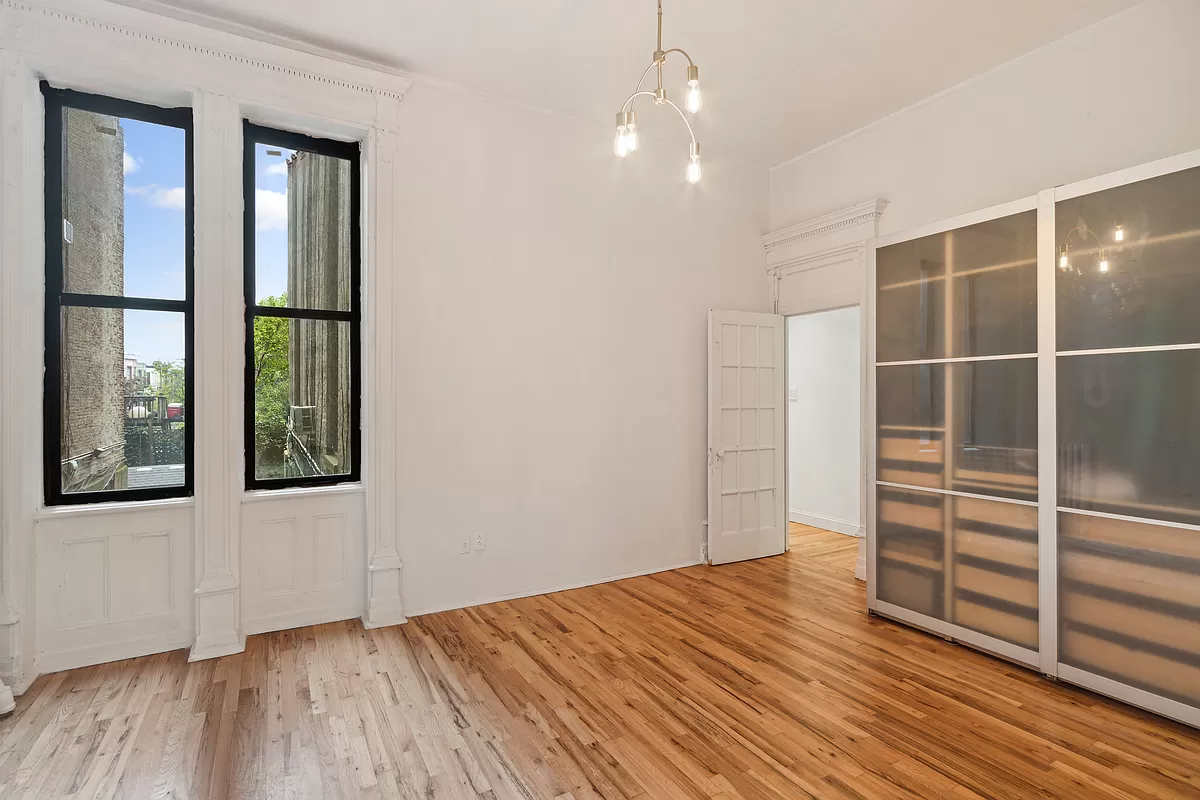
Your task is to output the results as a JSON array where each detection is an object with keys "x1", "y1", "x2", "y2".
[
  {"x1": 362, "y1": 111, "x2": 405, "y2": 629},
  {"x1": 189, "y1": 89, "x2": 245, "y2": 661}
]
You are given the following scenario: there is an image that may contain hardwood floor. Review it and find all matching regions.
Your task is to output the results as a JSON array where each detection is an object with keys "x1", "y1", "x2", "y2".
[{"x1": 2, "y1": 525, "x2": 1198, "y2": 799}]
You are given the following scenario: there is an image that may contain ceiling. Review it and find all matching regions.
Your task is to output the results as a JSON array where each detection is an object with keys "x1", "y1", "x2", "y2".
[{"x1": 112, "y1": 0, "x2": 1141, "y2": 168}]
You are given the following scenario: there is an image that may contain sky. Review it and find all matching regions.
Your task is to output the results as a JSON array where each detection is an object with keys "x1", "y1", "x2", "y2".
[{"x1": 118, "y1": 120, "x2": 290, "y2": 366}]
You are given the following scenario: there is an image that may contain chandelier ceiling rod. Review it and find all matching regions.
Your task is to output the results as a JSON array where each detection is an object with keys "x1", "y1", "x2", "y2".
[{"x1": 613, "y1": 0, "x2": 704, "y2": 184}]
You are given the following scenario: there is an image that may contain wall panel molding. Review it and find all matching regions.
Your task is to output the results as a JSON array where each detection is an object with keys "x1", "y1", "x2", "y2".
[
  {"x1": 35, "y1": 506, "x2": 193, "y2": 673},
  {"x1": 241, "y1": 492, "x2": 364, "y2": 636}
]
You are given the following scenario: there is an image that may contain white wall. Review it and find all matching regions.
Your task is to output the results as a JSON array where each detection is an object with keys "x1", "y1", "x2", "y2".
[
  {"x1": 787, "y1": 308, "x2": 861, "y2": 536},
  {"x1": 770, "y1": 0, "x2": 1200, "y2": 236},
  {"x1": 392, "y1": 82, "x2": 770, "y2": 615},
  {"x1": 0, "y1": 0, "x2": 771, "y2": 688}
]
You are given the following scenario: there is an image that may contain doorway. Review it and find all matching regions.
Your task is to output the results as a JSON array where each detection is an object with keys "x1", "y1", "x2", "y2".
[{"x1": 786, "y1": 307, "x2": 863, "y2": 552}]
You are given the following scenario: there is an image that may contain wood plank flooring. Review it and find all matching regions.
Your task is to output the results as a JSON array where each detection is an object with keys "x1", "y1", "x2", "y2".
[{"x1": 2, "y1": 523, "x2": 1198, "y2": 798}]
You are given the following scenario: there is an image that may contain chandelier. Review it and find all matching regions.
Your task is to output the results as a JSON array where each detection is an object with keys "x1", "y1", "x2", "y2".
[{"x1": 613, "y1": 0, "x2": 704, "y2": 183}]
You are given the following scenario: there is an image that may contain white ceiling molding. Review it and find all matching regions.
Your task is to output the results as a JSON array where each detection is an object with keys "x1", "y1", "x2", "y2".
[
  {"x1": 0, "y1": 0, "x2": 413, "y2": 102},
  {"x1": 763, "y1": 199, "x2": 887, "y2": 254}
]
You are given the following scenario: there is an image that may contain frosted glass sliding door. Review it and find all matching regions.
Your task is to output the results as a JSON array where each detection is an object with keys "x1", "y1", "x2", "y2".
[
  {"x1": 1056, "y1": 165, "x2": 1200, "y2": 710},
  {"x1": 876, "y1": 210, "x2": 1039, "y2": 653}
]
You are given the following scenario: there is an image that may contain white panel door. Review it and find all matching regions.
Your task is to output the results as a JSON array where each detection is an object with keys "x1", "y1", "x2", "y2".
[{"x1": 708, "y1": 310, "x2": 787, "y2": 565}]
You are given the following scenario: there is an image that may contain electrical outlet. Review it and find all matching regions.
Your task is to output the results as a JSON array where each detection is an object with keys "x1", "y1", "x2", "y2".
[
  {"x1": 459, "y1": 537, "x2": 471, "y2": 555},
  {"x1": 473, "y1": 532, "x2": 486, "y2": 551}
]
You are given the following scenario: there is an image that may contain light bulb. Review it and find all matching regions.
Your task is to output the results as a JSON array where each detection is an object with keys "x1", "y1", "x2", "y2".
[
  {"x1": 1059, "y1": 248, "x2": 1069, "y2": 270},
  {"x1": 614, "y1": 126, "x2": 628, "y2": 158},
  {"x1": 1099, "y1": 256, "x2": 1109, "y2": 273},
  {"x1": 1113, "y1": 224, "x2": 1124, "y2": 242},
  {"x1": 685, "y1": 65, "x2": 702, "y2": 114},
  {"x1": 686, "y1": 156, "x2": 702, "y2": 184},
  {"x1": 625, "y1": 122, "x2": 639, "y2": 152}
]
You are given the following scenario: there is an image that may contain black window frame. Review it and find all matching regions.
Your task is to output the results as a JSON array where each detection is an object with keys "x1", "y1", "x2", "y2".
[
  {"x1": 243, "y1": 121, "x2": 362, "y2": 490},
  {"x1": 42, "y1": 82, "x2": 195, "y2": 506}
]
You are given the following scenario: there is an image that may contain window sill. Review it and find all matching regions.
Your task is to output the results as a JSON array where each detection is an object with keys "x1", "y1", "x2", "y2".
[
  {"x1": 241, "y1": 483, "x2": 364, "y2": 504},
  {"x1": 35, "y1": 496, "x2": 195, "y2": 520}
]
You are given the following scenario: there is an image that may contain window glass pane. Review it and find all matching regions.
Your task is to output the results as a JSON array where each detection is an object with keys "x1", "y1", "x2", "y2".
[
  {"x1": 877, "y1": 211, "x2": 1036, "y2": 361},
  {"x1": 253, "y1": 142, "x2": 351, "y2": 311},
  {"x1": 60, "y1": 109, "x2": 186, "y2": 300},
  {"x1": 253, "y1": 318, "x2": 352, "y2": 480},
  {"x1": 878, "y1": 360, "x2": 1037, "y2": 501},
  {"x1": 60, "y1": 307, "x2": 186, "y2": 495},
  {"x1": 1057, "y1": 166, "x2": 1200, "y2": 351},
  {"x1": 1059, "y1": 512, "x2": 1200, "y2": 706},
  {"x1": 1058, "y1": 350, "x2": 1200, "y2": 525}
]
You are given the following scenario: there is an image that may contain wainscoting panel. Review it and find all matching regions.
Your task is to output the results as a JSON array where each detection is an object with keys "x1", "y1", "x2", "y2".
[
  {"x1": 241, "y1": 490, "x2": 365, "y2": 635},
  {"x1": 35, "y1": 505, "x2": 194, "y2": 673}
]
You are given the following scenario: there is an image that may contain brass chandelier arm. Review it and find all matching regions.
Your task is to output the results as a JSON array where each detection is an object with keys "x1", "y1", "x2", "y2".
[
  {"x1": 626, "y1": 63, "x2": 656, "y2": 112},
  {"x1": 621, "y1": 89, "x2": 656, "y2": 113},
  {"x1": 623, "y1": 0, "x2": 700, "y2": 115},
  {"x1": 662, "y1": 97, "x2": 697, "y2": 145},
  {"x1": 618, "y1": 91, "x2": 697, "y2": 146},
  {"x1": 661, "y1": 48, "x2": 695, "y2": 67}
]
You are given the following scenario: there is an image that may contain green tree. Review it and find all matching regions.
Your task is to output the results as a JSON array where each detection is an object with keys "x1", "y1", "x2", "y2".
[
  {"x1": 253, "y1": 294, "x2": 291, "y2": 475},
  {"x1": 150, "y1": 359, "x2": 185, "y2": 404}
]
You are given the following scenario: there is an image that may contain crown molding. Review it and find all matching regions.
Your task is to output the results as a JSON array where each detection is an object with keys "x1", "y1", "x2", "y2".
[
  {"x1": 763, "y1": 199, "x2": 887, "y2": 252},
  {"x1": 0, "y1": 0, "x2": 413, "y2": 101}
]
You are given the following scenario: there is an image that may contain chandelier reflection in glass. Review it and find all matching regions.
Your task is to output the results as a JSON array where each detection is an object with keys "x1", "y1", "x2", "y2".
[{"x1": 613, "y1": 0, "x2": 704, "y2": 184}]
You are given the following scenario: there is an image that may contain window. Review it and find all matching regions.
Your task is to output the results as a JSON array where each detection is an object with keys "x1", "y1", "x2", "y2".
[
  {"x1": 243, "y1": 122, "x2": 361, "y2": 488},
  {"x1": 42, "y1": 84, "x2": 193, "y2": 505}
]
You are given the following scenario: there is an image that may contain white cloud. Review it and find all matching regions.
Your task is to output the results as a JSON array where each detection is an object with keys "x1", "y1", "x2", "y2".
[
  {"x1": 126, "y1": 184, "x2": 186, "y2": 210},
  {"x1": 123, "y1": 152, "x2": 139, "y2": 175},
  {"x1": 264, "y1": 162, "x2": 289, "y2": 177},
  {"x1": 256, "y1": 188, "x2": 288, "y2": 231}
]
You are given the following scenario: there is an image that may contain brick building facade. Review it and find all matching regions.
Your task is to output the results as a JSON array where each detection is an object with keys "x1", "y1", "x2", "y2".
[
  {"x1": 286, "y1": 151, "x2": 352, "y2": 474},
  {"x1": 59, "y1": 108, "x2": 126, "y2": 492}
]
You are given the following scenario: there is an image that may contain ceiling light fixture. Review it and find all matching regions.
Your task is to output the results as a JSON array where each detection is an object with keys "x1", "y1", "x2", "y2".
[{"x1": 613, "y1": 0, "x2": 703, "y2": 184}]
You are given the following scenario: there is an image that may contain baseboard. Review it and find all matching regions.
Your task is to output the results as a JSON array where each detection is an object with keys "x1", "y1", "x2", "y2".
[
  {"x1": 37, "y1": 632, "x2": 193, "y2": 675},
  {"x1": 362, "y1": 601, "x2": 407, "y2": 630},
  {"x1": 242, "y1": 604, "x2": 363, "y2": 637},
  {"x1": 189, "y1": 630, "x2": 246, "y2": 662},
  {"x1": 406, "y1": 557, "x2": 704, "y2": 618},
  {"x1": 0, "y1": 655, "x2": 36, "y2": 696},
  {"x1": 789, "y1": 510, "x2": 860, "y2": 537}
]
